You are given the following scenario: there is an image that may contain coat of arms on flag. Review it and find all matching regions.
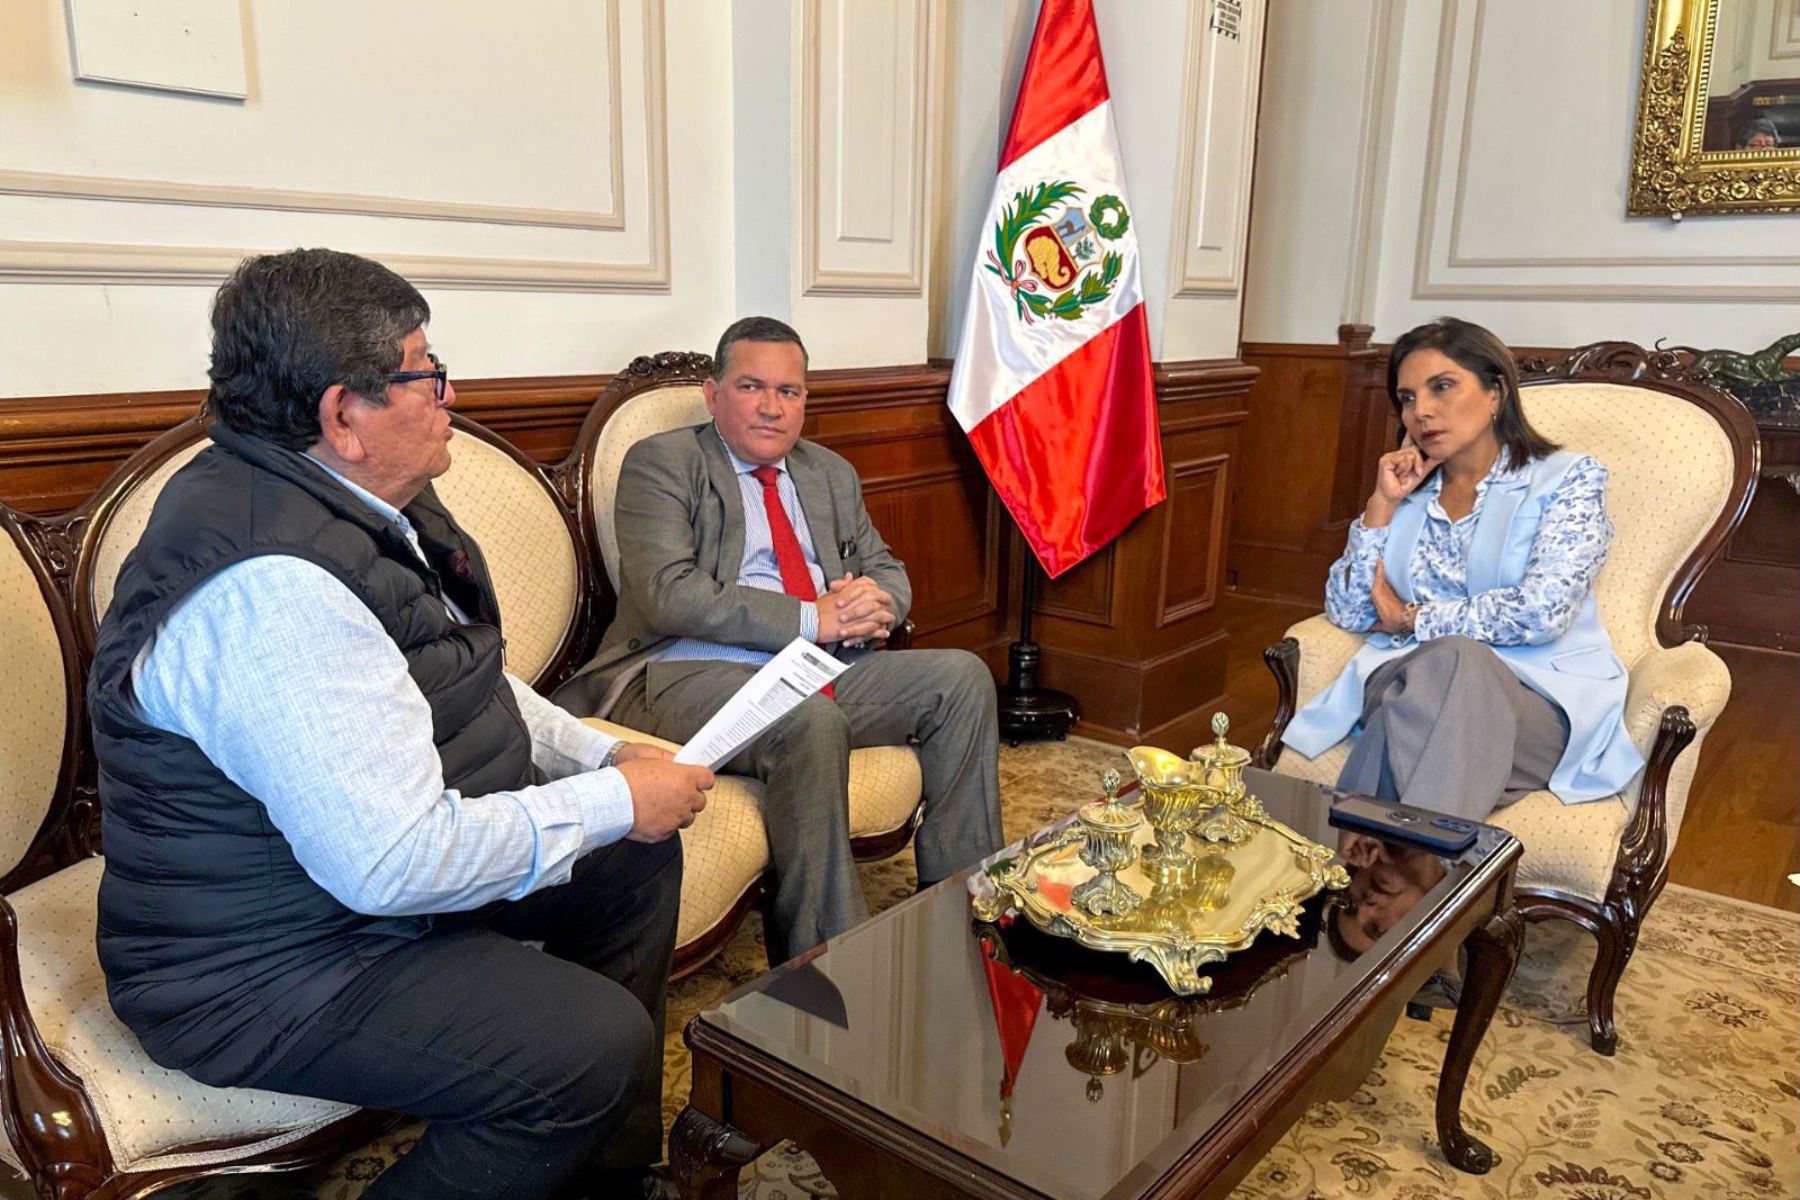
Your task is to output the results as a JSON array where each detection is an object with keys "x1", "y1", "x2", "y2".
[
  {"x1": 987, "y1": 182, "x2": 1131, "y2": 325},
  {"x1": 946, "y1": 0, "x2": 1164, "y2": 580}
]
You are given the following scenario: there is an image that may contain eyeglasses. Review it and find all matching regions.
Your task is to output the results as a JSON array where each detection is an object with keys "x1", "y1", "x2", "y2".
[{"x1": 388, "y1": 352, "x2": 449, "y2": 402}]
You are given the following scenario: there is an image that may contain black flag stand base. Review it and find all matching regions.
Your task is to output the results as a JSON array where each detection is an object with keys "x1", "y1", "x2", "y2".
[{"x1": 996, "y1": 557, "x2": 1080, "y2": 746}]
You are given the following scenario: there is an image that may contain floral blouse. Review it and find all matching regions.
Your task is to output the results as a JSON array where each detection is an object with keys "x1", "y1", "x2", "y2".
[{"x1": 1324, "y1": 453, "x2": 1612, "y2": 647}]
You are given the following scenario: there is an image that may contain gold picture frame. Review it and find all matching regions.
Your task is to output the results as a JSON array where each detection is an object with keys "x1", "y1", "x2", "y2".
[{"x1": 1629, "y1": 0, "x2": 1800, "y2": 217}]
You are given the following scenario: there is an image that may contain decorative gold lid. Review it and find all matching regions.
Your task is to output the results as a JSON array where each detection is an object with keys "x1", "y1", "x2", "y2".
[{"x1": 1190, "y1": 712, "x2": 1250, "y2": 775}]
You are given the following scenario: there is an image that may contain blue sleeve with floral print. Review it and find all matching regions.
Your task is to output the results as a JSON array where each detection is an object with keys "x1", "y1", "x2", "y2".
[
  {"x1": 1324, "y1": 518, "x2": 1389, "y2": 633},
  {"x1": 1413, "y1": 456, "x2": 1612, "y2": 646}
]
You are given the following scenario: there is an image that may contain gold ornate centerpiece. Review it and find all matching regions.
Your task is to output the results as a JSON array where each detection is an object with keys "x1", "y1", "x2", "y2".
[
  {"x1": 971, "y1": 716, "x2": 1350, "y2": 996},
  {"x1": 1188, "y1": 713, "x2": 1261, "y2": 845},
  {"x1": 1126, "y1": 746, "x2": 1206, "y2": 885},
  {"x1": 1070, "y1": 770, "x2": 1144, "y2": 918}
]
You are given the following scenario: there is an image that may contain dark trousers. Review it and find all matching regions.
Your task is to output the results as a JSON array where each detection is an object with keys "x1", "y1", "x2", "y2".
[
  {"x1": 253, "y1": 837, "x2": 682, "y2": 1200},
  {"x1": 613, "y1": 648, "x2": 1003, "y2": 961}
]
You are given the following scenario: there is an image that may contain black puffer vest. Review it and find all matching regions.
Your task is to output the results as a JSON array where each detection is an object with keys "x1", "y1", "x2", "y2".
[{"x1": 90, "y1": 422, "x2": 532, "y2": 1086}]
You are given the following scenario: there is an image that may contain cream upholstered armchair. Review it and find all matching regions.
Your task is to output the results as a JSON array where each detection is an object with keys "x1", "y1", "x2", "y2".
[
  {"x1": 567, "y1": 353, "x2": 926, "y2": 975},
  {"x1": 0, "y1": 412, "x2": 593, "y2": 1198},
  {"x1": 1253, "y1": 343, "x2": 1759, "y2": 1056},
  {"x1": 0, "y1": 421, "x2": 385, "y2": 1200}
]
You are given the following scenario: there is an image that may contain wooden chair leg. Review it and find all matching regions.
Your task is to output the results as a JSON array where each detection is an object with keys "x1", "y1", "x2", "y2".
[
  {"x1": 1518, "y1": 705, "x2": 1695, "y2": 1056},
  {"x1": 1581, "y1": 901, "x2": 1633, "y2": 1056},
  {"x1": 1517, "y1": 891, "x2": 1630, "y2": 1056}
]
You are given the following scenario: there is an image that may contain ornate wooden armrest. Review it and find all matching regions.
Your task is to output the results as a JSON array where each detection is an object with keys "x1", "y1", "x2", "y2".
[
  {"x1": 0, "y1": 894, "x2": 114, "y2": 1191},
  {"x1": 1253, "y1": 614, "x2": 1363, "y2": 768},
  {"x1": 882, "y1": 619, "x2": 916, "y2": 652}
]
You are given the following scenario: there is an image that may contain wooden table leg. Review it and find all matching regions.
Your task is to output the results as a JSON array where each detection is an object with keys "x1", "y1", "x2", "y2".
[
  {"x1": 669, "y1": 1106, "x2": 762, "y2": 1200},
  {"x1": 1435, "y1": 896, "x2": 1525, "y2": 1173}
]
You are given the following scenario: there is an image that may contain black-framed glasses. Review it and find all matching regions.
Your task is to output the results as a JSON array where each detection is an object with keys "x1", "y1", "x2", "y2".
[{"x1": 388, "y1": 352, "x2": 449, "y2": 402}]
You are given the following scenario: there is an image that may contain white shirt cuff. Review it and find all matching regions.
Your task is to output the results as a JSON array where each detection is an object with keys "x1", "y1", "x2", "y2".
[{"x1": 566, "y1": 767, "x2": 636, "y2": 849}]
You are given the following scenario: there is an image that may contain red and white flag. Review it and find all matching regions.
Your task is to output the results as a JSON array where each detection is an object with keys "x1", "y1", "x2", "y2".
[{"x1": 946, "y1": 0, "x2": 1163, "y2": 580}]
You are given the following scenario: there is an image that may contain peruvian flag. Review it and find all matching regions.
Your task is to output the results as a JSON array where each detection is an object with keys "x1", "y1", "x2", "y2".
[{"x1": 946, "y1": 0, "x2": 1163, "y2": 580}]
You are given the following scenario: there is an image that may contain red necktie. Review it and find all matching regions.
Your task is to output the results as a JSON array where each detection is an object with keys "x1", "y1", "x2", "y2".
[{"x1": 751, "y1": 465, "x2": 833, "y2": 699}]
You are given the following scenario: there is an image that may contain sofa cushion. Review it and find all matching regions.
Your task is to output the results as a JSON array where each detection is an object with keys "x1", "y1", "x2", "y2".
[
  {"x1": 430, "y1": 430, "x2": 581, "y2": 685},
  {"x1": 582, "y1": 719, "x2": 923, "y2": 948},
  {"x1": 0, "y1": 524, "x2": 66, "y2": 881},
  {"x1": 586, "y1": 385, "x2": 709, "y2": 590},
  {"x1": 88, "y1": 439, "x2": 209, "y2": 633},
  {"x1": 1520, "y1": 381, "x2": 1735, "y2": 671},
  {"x1": 1, "y1": 858, "x2": 354, "y2": 1174}
]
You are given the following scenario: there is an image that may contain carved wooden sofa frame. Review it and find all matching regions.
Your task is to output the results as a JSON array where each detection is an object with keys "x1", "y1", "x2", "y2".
[
  {"x1": 1252, "y1": 342, "x2": 1760, "y2": 1057},
  {"x1": 0, "y1": 353, "x2": 924, "y2": 1198}
]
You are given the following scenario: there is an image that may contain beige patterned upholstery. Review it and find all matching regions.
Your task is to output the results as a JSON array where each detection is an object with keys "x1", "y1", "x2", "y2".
[
  {"x1": 1271, "y1": 381, "x2": 1737, "y2": 903},
  {"x1": 583, "y1": 719, "x2": 925, "y2": 950},
  {"x1": 88, "y1": 439, "x2": 208, "y2": 631},
  {"x1": 432, "y1": 431, "x2": 580, "y2": 684},
  {"x1": 579, "y1": 379, "x2": 926, "y2": 952},
  {"x1": 0, "y1": 527, "x2": 65, "y2": 881},
  {"x1": 587, "y1": 384, "x2": 709, "y2": 590},
  {"x1": 89, "y1": 430, "x2": 579, "y2": 687},
  {"x1": 1523, "y1": 382, "x2": 1734, "y2": 670},
  {"x1": 0, "y1": 858, "x2": 353, "y2": 1174}
]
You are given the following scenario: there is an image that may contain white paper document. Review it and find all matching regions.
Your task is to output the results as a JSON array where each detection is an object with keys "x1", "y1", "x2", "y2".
[{"x1": 672, "y1": 638, "x2": 849, "y2": 769}]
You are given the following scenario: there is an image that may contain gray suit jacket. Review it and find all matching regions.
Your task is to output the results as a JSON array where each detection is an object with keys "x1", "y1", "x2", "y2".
[{"x1": 552, "y1": 422, "x2": 911, "y2": 717}]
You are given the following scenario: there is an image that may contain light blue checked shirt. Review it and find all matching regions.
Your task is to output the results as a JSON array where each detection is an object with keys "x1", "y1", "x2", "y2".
[
  {"x1": 128, "y1": 458, "x2": 636, "y2": 918},
  {"x1": 659, "y1": 435, "x2": 826, "y2": 667}
]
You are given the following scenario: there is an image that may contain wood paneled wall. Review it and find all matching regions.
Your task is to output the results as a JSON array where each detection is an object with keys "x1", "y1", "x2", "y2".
[
  {"x1": 1687, "y1": 423, "x2": 1800, "y2": 651},
  {"x1": 0, "y1": 357, "x2": 1262, "y2": 742},
  {"x1": 1230, "y1": 325, "x2": 1386, "y2": 604},
  {"x1": 1228, "y1": 334, "x2": 1800, "y2": 652},
  {"x1": 1032, "y1": 359, "x2": 1257, "y2": 752}
]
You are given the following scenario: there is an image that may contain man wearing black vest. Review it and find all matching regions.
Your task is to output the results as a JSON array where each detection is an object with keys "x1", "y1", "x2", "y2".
[{"x1": 89, "y1": 248, "x2": 713, "y2": 1200}]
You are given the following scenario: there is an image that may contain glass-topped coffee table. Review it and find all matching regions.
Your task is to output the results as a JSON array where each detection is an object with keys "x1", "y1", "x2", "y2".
[{"x1": 671, "y1": 768, "x2": 1523, "y2": 1200}]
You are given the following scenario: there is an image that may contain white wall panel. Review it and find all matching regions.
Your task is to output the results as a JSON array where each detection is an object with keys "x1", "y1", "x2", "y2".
[
  {"x1": 1168, "y1": 0, "x2": 1266, "y2": 297},
  {"x1": 0, "y1": 0, "x2": 735, "y2": 397},
  {"x1": 1244, "y1": 0, "x2": 1800, "y2": 350},
  {"x1": 0, "y1": 0, "x2": 670, "y2": 292},
  {"x1": 800, "y1": 0, "x2": 933, "y2": 295}
]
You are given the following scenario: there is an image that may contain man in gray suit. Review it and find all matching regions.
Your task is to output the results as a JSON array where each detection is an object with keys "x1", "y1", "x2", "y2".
[{"x1": 554, "y1": 317, "x2": 1004, "y2": 959}]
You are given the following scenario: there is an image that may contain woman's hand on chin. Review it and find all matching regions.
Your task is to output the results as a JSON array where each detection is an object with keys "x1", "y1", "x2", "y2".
[
  {"x1": 1370, "y1": 562, "x2": 1412, "y2": 634},
  {"x1": 1364, "y1": 437, "x2": 1436, "y2": 528}
]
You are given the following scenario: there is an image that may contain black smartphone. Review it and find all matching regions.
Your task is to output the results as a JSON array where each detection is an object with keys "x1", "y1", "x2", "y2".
[{"x1": 1327, "y1": 794, "x2": 1479, "y2": 854}]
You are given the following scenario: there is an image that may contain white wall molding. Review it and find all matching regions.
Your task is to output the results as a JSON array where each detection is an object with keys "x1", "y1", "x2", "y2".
[
  {"x1": 1410, "y1": 0, "x2": 1799, "y2": 305},
  {"x1": 0, "y1": 238, "x2": 672, "y2": 291},
  {"x1": 1340, "y1": 0, "x2": 1400, "y2": 325},
  {"x1": 0, "y1": 0, "x2": 671, "y2": 293},
  {"x1": 1772, "y1": 0, "x2": 1800, "y2": 61},
  {"x1": 1167, "y1": 0, "x2": 1266, "y2": 297},
  {"x1": 798, "y1": 0, "x2": 935, "y2": 297},
  {"x1": 0, "y1": 169, "x2": 628, "y2": 230}
]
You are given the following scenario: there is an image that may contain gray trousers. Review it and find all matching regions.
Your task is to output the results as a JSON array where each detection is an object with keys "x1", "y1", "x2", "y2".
[
  {"x1": 1336, "y1": 636, "x2": 1570, "y2": 821},
  {"x1": 612, "y1": 648, "x2": 1004, "y2": 960}
]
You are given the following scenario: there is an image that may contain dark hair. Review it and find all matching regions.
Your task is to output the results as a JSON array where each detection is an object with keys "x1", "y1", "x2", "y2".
[
  {"x1": 1387, "y1": 317, "x2": 1557, "y2": 466},
  {"x1": 1738, "y1": 117, "x2": 1780, "y2": 148},
  {"x1": 1324, "y1": 896, "x2": 1361, "y2": 962},
  {"x1": 207, "y1": 248, "x2": 431, "y2": 450},
  {"x1": 711, "y1": 316, "x2": 809, "y2": 383}
]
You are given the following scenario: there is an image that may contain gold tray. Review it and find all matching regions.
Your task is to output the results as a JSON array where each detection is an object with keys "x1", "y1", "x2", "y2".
[{"x1": 971, "y1": 802, "x2": 1350, "y2": 996}]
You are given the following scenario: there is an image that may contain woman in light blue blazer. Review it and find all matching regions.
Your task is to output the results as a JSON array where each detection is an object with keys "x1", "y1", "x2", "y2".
[{"x1": 1282, "y1": 318, "x2": 1643, "y2": 820}]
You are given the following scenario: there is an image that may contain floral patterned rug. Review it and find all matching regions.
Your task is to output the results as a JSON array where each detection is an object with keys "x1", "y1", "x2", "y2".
[{"x1": 148, "y1": 738, "x2": 1799, "y2": 1200}]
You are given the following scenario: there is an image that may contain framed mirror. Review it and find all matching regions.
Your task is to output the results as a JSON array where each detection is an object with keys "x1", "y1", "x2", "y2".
[{"x1": 1630, "y1": 0, "x2": 1800, "y2": 216}]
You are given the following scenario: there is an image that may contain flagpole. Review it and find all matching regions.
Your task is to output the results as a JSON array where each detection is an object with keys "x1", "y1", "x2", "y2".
[{"x1": 996, "y1": 556, "x2": 1079, "y2": 745}]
